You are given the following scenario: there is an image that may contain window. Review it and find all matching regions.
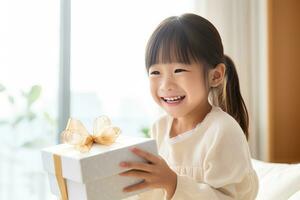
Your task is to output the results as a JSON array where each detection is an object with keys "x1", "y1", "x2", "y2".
[
  {"x1": 0, "y1": 0, "x2": 59, "y2": 199},
  {"x1": 0, "y1": 0, "x2": 197, "y2": 199},
  {"x1": 70, "y1": 0, "x2": 196, "y2": 136}
]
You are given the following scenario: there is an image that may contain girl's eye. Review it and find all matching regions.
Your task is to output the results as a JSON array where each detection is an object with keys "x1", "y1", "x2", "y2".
[
  {"x1": 174, "y1": 69, "x2": 186, "y2": 73},
  {"x1": 150, "y1": 71, "x2": 160, "y2": 75}
]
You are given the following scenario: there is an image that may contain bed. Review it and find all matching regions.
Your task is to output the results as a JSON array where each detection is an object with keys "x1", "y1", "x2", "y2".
[{"x1": 252, "y1": 159, "x2": 300, "y2": 200}]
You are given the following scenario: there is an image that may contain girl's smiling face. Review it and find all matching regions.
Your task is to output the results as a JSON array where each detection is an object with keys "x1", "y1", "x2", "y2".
[{"x1": 149, "y1": 62, "x2": 210, "y2": 118}]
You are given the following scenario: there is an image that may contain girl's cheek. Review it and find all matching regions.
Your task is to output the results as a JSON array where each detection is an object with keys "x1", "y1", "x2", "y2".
[
  {"x1": 150, "y1": 85, "x2": 162, "y2": 105},
  {"x1": 149, "y1": 84, "x2": 158, "y2": 99}
]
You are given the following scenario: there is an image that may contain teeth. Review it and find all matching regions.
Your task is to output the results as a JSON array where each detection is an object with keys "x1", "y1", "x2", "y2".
[{"x1": 163, "y1": 96, "x2": 184, "y2": 101}]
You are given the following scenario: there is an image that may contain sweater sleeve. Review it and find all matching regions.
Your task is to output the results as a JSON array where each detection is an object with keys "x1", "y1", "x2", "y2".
[{"x1": 170, "y1": 124, "x2": 258, "y2": 200}]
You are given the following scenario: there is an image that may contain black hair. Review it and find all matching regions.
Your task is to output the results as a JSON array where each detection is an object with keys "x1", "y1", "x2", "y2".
[{"x1": 145, "y1": 13, "x2": 249, "y2": 139}]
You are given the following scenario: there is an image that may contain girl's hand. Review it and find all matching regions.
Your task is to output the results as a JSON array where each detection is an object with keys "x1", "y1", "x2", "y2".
[{"x1": 119, "y1": 147, "x2": 177, "y2": 199}]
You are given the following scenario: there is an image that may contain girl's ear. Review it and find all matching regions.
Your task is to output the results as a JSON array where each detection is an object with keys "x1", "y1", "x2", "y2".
[{"x1": 209, "y1": 63, "x2": 226, "y2": 88}]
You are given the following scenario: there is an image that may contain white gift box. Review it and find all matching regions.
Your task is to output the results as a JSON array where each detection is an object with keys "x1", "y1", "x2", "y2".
[{"x1": 41, "y1": 136, "x2": 158, "y2": 200}]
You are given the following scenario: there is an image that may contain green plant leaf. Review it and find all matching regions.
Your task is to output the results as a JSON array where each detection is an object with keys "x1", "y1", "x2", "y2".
[
  {"x1": 27, "y1": 111, "x2": 36, "y2": 121},
  {"x1": 0, "y1": 83, "x2": 5, "y2": 92},
  {"x1": 21, "y1": 138, "x2": 46, "y2": 148},
  {"x1": 0, "y1": 120, "x2": 9, "y2": 125},
  {"x1": 27, "y1": 85, "x2": 42, "y2": 106},
  {"x1": 8, "y1": 95, "x2": 15, "y2": 104},
  {"x1": 141, "y1": 127, "x2": 150, "y2": 138},
  {"x1": 43, "y1": 111, "x2": 56, "y2": 126},
  {"x1": 12, "y1": 115, "x2": 25, "y2": 127}
]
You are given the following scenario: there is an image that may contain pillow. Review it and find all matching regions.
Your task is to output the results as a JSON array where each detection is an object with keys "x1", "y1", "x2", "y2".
[
  {"x1": 288, "y1": 190, "x2": 300, "y2": 200},
  {"x1": 252, "y1": 159, "x2": 300, "y2": 200}
]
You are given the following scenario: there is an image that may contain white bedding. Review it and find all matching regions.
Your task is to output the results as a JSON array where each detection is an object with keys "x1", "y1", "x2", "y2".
[{"x1": 252, "y1": 159, "x2": 300, "y2": 200}]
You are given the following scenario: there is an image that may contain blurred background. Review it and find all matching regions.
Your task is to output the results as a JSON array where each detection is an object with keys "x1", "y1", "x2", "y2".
[{"x1": 0, "y1": 0, "x2": 299, "y2": 199}]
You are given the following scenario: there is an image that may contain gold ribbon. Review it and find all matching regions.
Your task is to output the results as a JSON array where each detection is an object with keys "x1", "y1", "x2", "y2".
[
  {"x1": 53, "y1": 116, "x2": 121, "y2": 200},
  {"x1": 53, "y1": 154, "x2": 68, "y2": 200},
  {"x1": 61, "y1": 116, "x2": 121, "y2": 152}
]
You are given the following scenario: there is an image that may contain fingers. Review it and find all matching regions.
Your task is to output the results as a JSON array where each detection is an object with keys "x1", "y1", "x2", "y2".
[
  {"x1": 130, "y1": 148, "x2": 160, "y2": 164},
  {"x1": 119, "y1": 169, "x2": 150, "y2": 179},
  {"x1": 120, "y1": 161, "x2": 153, "y2": 172},
  {"x1": 123, "y1": 180, "x2": 149, "y2": 193}
]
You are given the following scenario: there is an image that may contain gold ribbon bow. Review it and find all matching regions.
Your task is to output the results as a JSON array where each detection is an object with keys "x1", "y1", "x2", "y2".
[
  {"x1": 61, "y1": 116, "x2": 121, "y2": 152},
  {"x1": 54, "y1": 116, "x2": 121, "y2": 200}
]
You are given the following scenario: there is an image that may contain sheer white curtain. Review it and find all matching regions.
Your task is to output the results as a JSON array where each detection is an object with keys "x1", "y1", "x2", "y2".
[
  {"x1": 195, "y1": 0, "x2": 268, "y2": 160},
  {"x1": 70, "y1": 0, "x2": 196, "y2": 138}
]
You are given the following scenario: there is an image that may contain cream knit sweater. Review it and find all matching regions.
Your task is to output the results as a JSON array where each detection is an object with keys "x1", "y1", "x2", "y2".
[{"x1": 128, "y1": 106, "x2": 258, "y2": 200}]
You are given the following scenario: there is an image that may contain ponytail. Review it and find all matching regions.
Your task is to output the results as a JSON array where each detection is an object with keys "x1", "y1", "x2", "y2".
[
  {"x1": 144, "y1": 14, "x2": 249, "y2": 139},
  {"x1": 212, "y1": 55, "x2": 249, "y2": 139}
]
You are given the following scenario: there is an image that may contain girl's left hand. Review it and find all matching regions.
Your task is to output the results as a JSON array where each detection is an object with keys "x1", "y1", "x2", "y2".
[{"x1": 119, "y1": 147, "x2": 177, "y2": 199}]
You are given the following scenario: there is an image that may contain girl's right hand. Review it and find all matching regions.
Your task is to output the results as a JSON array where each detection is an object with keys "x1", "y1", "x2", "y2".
[{"x1": 119, "y1": 147, "x2": 177, "y2": 199}]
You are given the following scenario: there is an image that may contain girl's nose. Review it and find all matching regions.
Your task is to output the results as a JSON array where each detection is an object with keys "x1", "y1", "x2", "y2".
[{"x1": 160, "y1": 77, "x2": 176, "y2": 92}]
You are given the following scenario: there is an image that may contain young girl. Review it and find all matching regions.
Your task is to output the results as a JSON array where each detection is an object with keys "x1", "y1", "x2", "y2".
[{"x1": 119, "y1": 13, "x2": 258, "y2": 200}]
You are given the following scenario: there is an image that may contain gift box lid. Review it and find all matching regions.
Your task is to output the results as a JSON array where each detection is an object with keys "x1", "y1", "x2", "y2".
[{"x1": 41, "y1": 136, "x2": 158, "y2": 184}]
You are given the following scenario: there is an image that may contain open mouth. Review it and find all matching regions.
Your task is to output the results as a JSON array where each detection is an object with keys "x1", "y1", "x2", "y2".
[{"x1": 161, "y1": 95, "x2": 186, "y2": 104}]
